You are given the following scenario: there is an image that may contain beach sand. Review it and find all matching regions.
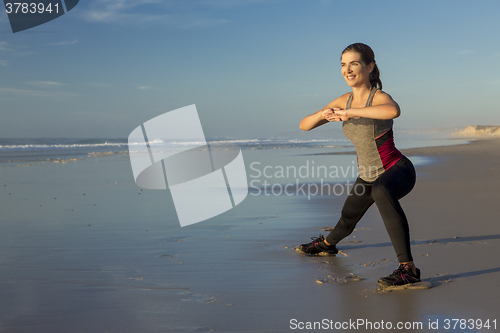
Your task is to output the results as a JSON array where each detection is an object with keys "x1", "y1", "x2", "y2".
[{"x1": 0, "y1": 138, "x2": 499, "y2": 332}]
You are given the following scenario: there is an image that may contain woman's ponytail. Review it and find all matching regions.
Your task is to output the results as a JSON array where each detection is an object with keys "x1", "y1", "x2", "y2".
[{"x1": 370, "y1": 63, "x2": 382, "y2": 90}]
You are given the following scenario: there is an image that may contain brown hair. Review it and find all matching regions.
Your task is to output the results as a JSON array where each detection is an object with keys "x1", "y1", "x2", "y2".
[{"x1": 341, "y1": 43, "x2": 382, "y2": 90}]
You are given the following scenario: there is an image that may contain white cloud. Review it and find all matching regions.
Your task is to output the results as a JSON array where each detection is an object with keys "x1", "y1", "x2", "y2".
[
  {"x1": 83, "y1": 0, "x2": 170, "y2": 23},
  {"x1": 81, "y1": 0, "x2": 231, "y2": 28},
  {"x1": 25, "y1": 81, "x2": 65, "y2": 87},
  {"x1": 200, "y1": 0, "x2": 289, "y2": 8},
  {"x1": 457, "y1": 50, "x2": 474, "y2": 55},
  {"x1": 93, "y1": 0, "x2": 163, "y2": 11},
  {"x1": 82, "y1": 10, "x2": 229, "y2": 28},
  {"x1": 89, "y1": 82, "x2": 111, "y2": 88},
  {"x1": 0, "y1": 41, "x2": 14, "y2": 52},
  {"x1": 137, "y1": 85, "x2": 161, "y2": 90},
  {"x1": 0, "y1": 87, "x2": 77, "y2": 99},
  {"x1": 47, "y1": 39, "x2": 78, "y2": 46},
  {"x1": 0, "y1": 60, "x2": 8, "y2": 67},
  {"x1": 80, "y1": 0, "x2": 290, "y2": 28}
]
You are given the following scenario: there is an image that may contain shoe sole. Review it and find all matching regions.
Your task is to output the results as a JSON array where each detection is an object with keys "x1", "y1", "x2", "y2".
[
  {"x1": 377, "y1": 280, "x2": 433, "y2": 290},
  {"x1": 378, "y1": 277, "x2": 421, "y2": 286},
  {"x1": 294, "y1": 247, "x2": 338, "y2": 256}
]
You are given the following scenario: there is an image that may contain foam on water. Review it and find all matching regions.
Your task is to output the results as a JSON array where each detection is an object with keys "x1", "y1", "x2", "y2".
[{"x1": 0, "y1": 128, "x2": 470, "y2": 165}]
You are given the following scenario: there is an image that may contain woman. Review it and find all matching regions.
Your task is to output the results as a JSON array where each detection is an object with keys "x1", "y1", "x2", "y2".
[{"x1": 298, "y1": 43, "x2": 419, "y2": 287}]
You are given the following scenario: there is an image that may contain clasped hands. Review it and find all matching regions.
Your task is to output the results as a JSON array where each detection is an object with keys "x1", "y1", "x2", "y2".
[{"x1": 321, "y1": 108, "x2": 350, "y2": 122}]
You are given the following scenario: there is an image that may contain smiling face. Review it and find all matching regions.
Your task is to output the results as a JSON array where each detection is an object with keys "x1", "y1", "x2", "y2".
[{"x1": 341, "y1": 51, "x2": 374, "y2": 88}]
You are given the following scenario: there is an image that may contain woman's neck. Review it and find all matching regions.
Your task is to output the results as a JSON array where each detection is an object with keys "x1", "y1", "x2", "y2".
[{"x1": 351, "y1": 83, "x2": 373, "y2": 105}]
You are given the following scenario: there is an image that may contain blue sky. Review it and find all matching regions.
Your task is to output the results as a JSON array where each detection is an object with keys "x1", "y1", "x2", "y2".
[{"x1": 1, "y1": 0, "x2": 500, "y2": 138}]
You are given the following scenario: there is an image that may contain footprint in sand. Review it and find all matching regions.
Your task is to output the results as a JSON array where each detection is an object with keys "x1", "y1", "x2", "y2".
[{"x1": 315, "y1": 273, "x2": 367, "y2": 284}]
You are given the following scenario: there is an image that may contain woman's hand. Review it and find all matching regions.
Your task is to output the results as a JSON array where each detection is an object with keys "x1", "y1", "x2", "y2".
[
  {"x1": 321, "y1": 109, "x2": 336, "y2": 122},
  {"x1": 299, "y1": 93, "x2": 351, "y2": 131},
  {"x1": 331, "y1": 109, "x2": 354, "y2": 121},
  {"x1": 323, "y1": 108, "x2": 350, "y2": 122}
]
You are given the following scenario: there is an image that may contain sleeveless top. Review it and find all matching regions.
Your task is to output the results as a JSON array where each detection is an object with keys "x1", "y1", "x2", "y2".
[{"x1": 342, "y1": 87, "x2": 403, "y2": 182}]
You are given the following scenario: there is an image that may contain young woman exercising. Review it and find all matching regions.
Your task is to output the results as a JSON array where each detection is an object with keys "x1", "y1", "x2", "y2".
[{"x1": 298, "y1": 43, "x2": 419, "y2": 286}]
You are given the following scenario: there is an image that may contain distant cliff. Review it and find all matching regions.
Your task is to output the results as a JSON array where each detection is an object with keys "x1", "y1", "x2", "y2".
[{"x1": 453, "y1": 125, "x2": 500, "y2": 137}]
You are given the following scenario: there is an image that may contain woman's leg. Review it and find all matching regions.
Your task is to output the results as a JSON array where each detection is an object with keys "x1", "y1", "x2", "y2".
[
  {"x1": 325, "y1": 177, "x2": 375, "y2": 246},
  {"x1": 371, "y1": 157, "x2": 416, "y2": 263},
  {"x1": 299, "y1": 177, "x2": 374, "y2": 254}
]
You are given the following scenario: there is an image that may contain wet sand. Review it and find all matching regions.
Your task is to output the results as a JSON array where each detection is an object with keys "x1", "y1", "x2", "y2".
[{"x1": 0, "y1": 138, "x2": 499, "y2": 332}]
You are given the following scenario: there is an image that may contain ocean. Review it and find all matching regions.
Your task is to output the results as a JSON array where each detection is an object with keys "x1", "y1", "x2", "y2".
[
  {"x1": 0, "y1": 131, "x2": 468, "y2": 164},
  {"x1": 0, "y1": 133, "x2": 470, "y2": 190}
]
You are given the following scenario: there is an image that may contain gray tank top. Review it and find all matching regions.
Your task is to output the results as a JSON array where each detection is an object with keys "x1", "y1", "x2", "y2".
[{"x1": 342, "y1": 87, "x2": 402, "y2": 182}]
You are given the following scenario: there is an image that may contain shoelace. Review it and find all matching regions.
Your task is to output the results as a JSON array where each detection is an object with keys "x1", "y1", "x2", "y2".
[
  {"x1": 388, "y1": 265, "x2": 408, "y2": 279},
  {"x1": 309, "y1": 235, "x2": 324, "y2": 245}
]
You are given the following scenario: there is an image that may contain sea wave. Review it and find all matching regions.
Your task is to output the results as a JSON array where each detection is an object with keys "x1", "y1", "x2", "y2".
[
  {"x1": 0, "y1": 137, "x2": 350, "y2": 152},
  {"x1": 0, "y1": 142, "x2": 128, "y2": 151}
]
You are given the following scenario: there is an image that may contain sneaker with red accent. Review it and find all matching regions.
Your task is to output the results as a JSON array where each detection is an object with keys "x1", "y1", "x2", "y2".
[
  {"x1": 378, "y1": 264, "x2": 421, "y2": 286},
  {"x1": 297, "y1": 235, "x2": 338, "y2": 255}
]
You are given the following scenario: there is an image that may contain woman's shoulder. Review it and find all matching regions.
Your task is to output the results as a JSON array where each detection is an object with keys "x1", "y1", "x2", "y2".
[
  {"x1": 334, "y1": 92, "x2": 352, "y2": 106},
  {"x1": 372, "y1": 89, "x2": 397, "y2": 105},
  {"x1": 339, "y1": 92, "x2": 352, "y2": 99},
  {"x1": 324, "y1": 92, "x2": 352, "y2": 109}
]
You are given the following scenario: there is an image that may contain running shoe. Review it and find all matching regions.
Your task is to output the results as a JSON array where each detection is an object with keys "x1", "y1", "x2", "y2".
[
  {"x1": 378, "y1": 264, "x2": 421, "y2": 286},
  {"x1": 297, "y1": 235, "x2": 338, "y2": 255}
]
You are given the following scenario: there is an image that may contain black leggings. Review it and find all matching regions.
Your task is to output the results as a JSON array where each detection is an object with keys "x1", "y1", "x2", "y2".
[{"x1": 325, "y1": 156, "x2": 416, "y2": 263}]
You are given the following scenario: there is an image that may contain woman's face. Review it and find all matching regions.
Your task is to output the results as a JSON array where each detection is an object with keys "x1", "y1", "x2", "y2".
[{"x1": 340, "y1": 51, "x2": 374, "y2": 88}]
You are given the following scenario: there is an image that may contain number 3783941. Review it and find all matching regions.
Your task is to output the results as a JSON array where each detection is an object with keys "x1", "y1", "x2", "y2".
[{"x1": 5, "y1": 2, "x2": 60, "y2": 14}]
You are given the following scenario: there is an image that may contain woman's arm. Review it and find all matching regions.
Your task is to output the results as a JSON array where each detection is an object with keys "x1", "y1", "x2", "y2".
[
  {"x1": 299, "y1": 93, "x2": 350, "y2": 131},
  {"x1": 334, "y1": 91, "x2": 400, "y2": 120}
]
